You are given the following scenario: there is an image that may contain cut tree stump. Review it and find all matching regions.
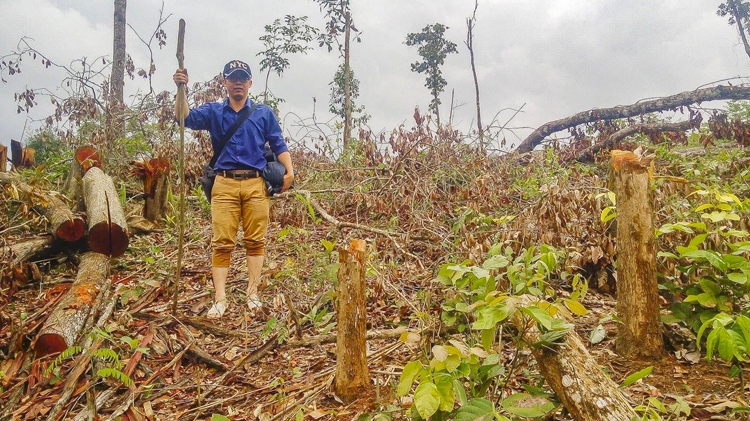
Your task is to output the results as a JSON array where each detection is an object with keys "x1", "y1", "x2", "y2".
[
  {"x1": 10, "y1": 139, "x2": 35, "y2": 169},
  {"x1": 611, "y1": 148, "x2": 664, "y2": 358},
  {"x1": 513, "y1": 295, "x2": 637, "y2": 420},
  {"x1": 34, "y1": 252, "x2": 110, "y2": 357},
  {"x1": 334, "y1": 239, "x2": 370, "y2": 402},
  {"x1": 83, "y1": 166, "x2": 129, "y2": 257},
  {"x1": 63, "y1": 146, "x2": 102, "y2": 212},
  {"x1": 131, "y1": 158, "x2": 170, "y2": 224},
  {"x1": 0, "y1": 172, "x2": 85, "y2": 242}
]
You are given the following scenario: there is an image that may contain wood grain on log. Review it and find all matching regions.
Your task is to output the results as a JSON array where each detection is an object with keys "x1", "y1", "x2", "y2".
[
  {"x1": 34, "y1": 252, "x2": 110, "y2": 357},
  {"x1": 517, "y1": 85, "x2": 750, "y2": 153},
  {"x1": 82, "y1": 167, "x2": 129, "y2": 257}
]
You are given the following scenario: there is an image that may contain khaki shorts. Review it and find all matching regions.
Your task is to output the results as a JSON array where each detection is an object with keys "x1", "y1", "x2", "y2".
[{"x1": 210, "y1": 175, "x2": 269, "y2": 267}]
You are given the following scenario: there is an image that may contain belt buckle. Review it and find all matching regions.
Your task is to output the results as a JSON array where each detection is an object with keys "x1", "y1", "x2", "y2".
[{"x1": 234, "y1": 172, "x2": 244, "y2": 180}]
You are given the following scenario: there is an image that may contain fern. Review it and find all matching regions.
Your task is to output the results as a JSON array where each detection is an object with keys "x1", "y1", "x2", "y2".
[
  {"x1": 45, "y1": 346, "x2": 83, "y2": 375},
  {"x1": 94, "y1": 348, "x2": 122, "y2": 369},
  {"x1": 97, "y1": 368, "x2": 134, "y2": 387}
]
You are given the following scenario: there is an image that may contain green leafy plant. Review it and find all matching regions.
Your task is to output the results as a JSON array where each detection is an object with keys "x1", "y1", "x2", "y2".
[
  {"x1": 657, "y1": 190, "x2": 750, "y2": 332},
  {"x1": 696, "y1": 313, "x2": 749, "y2": 385},
  {"x1": 396, "y1": 244, "x2": 583, "y2": 420}
]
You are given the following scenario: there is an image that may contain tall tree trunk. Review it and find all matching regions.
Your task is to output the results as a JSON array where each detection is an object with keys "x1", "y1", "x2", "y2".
[
  {"x1": 730, "y1": 0, "x2": 750, "y2": 59},
  {"x1": 108, "y1": 0, "x2": 127, "y2": 143},
  {"x1": 612, "y1": 149, "x2": 664, "y2": 358},
  {"x1": 342, "y1": 11, "x2": 352, "y2": 151},
  {"x1": 466, "y1": 1, "x2": 483, "y2": 147}
]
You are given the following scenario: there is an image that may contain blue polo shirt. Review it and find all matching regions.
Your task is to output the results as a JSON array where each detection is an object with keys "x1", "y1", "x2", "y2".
[{"x1": 184, "y1": 98, "x2": 288, "y2": 171}]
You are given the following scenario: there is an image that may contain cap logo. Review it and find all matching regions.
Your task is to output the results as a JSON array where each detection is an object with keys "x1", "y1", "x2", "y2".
[{"x1": 229, "y1": 61, "x2": 247, "y2": 70}]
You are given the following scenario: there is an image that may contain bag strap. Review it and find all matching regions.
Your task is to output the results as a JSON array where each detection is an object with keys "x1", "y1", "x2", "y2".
[{"x1": 208, "y1": 102, "x2": 259, "y2": 168}]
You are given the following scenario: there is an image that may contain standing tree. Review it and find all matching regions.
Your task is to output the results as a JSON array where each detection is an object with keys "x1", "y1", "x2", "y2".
[
  {"x1": 466, "y1": 1, "x2": 484, "y2": 147},
  {"x1": 257, "y1": 15, "x2": 318, "y2": 105},
  {"x1": 107, "y1": 0, "x2": 127, "y2": 144},
  {"x1": 718, "y1": 0, "x2": 750, "y2": 60},
  {"x1": 313, "y1": 0, "x2": 361, "y2": 150},
  {"x1": 329, "y1": 63, "x2": 369, "y2": 126},
  {"x1": 405, "y1": 23, "x2": 458, "y2": 128}
]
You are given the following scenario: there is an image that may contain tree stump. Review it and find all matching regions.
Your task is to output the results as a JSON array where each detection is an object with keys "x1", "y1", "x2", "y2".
[
  {"x1": 63, "y1": 146, "x2": 102, "y2": 211},
  {"x1": 334, "y1": 239, "x2": 370, "y2": 402},
  {"x1": 0, "y1": 172, "x2": 85, "y2": 242},
  {"x1": 83, "y1": 167, "x2": 129, "y2": 257},
  {"x1": 513, "y1": 295, "x2": 637, "y2": 420},
  {"x1": 131, "y1": 158, "x2": 170, "y2": 224},
  {"x1": 34, "y1": 252, "x2": 110, "y2": 357},
  {"x1": 611, "y1": 148, "x2": 664, "y2": 358}
]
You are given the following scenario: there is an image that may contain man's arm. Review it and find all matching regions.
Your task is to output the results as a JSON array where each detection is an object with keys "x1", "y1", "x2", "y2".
[
  {"x1": 276, "y1": 151, "x2": 295, "y2": 193},
  {"x1": 173, "y1": 68, "x2": 190, "y2": 120}
]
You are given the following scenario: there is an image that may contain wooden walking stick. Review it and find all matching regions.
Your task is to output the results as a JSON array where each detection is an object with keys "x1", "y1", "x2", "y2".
[{"x1": 172, "y1": 18, "x2": 186, "y2": 316}]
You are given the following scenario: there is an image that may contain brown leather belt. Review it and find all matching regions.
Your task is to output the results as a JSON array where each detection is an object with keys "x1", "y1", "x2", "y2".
[{"x1": 217, "y1": 170, "x2": 261, "y2": 179}]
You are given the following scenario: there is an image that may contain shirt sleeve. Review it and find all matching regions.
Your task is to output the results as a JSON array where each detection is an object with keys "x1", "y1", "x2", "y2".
[
  {"x1": 264, "y1": 107, "x2": 289, "y2": 155},
  {"x1": 183, "y1": 102, "x2": 214, "y2": 130}
]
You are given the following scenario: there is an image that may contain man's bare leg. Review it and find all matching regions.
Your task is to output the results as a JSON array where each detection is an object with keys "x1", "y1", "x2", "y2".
[
  {"x1": 246, "y1": 255, "x2": 264, "y2": 308},
  {"x1": 212, "y1": 266, "x2": 229, "y2": 302}
]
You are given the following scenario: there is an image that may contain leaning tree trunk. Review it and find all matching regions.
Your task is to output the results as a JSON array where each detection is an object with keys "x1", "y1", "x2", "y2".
[
  {"x1": 83, "y1": 167, "x2": 129, "y2": 257},
  {"x1": 612, "y1": 148, "x2": 664, "y2": 358},
  {"x1": 516, "y1": 85, "x2": 750, "y2": 153},
  {"x1": 334, "y1": 239, "x2": 370, "y2": 402},
  {"x1": 0, "y1": 172, "x2": 85, "y2": 242},
  {"x1": 513, "y1": 295, "x2": 637, "y2": 420},
  {"x1": 34, "y1": 252, "x2": 110, "y2": 357}
]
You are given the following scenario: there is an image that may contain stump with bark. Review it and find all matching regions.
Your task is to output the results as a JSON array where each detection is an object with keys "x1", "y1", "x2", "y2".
[
  {"x1": 131, "y1": 158, "x2": 170, "y2": 224},
  {"x1": 334, "y1": 239, "x2": 370, "y2": 402},
  {"x1": 34, "y1": 252, "x2": 110, "y2": 357},
  {"x1": 0, "y1": 145, "x2": 7, "y2": 172},
  {"x1": 611, "y1": 148, "x2": 664, "y2": 358},
  {"x1": 82, "y1": 166, "x2": 129, "y2": 257}
]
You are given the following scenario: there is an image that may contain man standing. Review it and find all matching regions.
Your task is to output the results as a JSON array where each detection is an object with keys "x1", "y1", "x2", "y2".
[{"x1": 173, "y1": 60, "x2": 295, "y2": 318}]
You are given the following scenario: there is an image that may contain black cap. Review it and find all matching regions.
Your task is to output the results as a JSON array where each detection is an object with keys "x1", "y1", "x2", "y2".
[{"x1": 223, "y1": 60, "x2": 252, "y2": 79}]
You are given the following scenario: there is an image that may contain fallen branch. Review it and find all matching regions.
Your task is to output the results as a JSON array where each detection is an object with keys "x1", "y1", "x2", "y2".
[
  {"x1": 298, "y1": 189, "x2": 421, "y2": 263},
  {"x1": 517, "y1": 84, "x2": 750, "y2": 153},
  {"x1": 575, "y1": 115, "x2": 702, "y2": 162}
]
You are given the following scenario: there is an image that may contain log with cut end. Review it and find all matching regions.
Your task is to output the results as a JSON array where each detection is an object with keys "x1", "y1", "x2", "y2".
[
  {"x1": 34, "y1": 252, "x2": 110, "y2": 357},
  {"x1": 0, "y1": 172, "x2": 85, "y2": 242},
  {"x1": 83, "y1": 167, "x2": 129, "y2": 257},
  {"x1": 512, "y1": 295, "x2": 637, "y2": 420}
]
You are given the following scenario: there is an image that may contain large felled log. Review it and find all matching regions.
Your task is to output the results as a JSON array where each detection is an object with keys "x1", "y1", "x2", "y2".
[
  {"x1": 512, "y1": 295, "x2": 637, "y2": 420},
  {"x1": 612, "y1": 148, "x2": 664, "y2": 358},
  {"x1": 516, "y1": 84, "x2": 750, "y2": 153},
  {"x1": 334, "y1": 239, "x2": 370, "y2": 402},
  {"x1": 83, "y1": 166, "x2": 129, "y2": 257},
  {"x1": 0, "y1": 172, "x2": 85, "y2": 242},
  {"x1": 34, "y1": 252, "x2": 110, "y2": 357}
]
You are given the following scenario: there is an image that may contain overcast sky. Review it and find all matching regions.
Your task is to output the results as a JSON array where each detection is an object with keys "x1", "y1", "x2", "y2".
[{"x1": 0, "y1": 0, "x2": 748, "y2": 153}]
